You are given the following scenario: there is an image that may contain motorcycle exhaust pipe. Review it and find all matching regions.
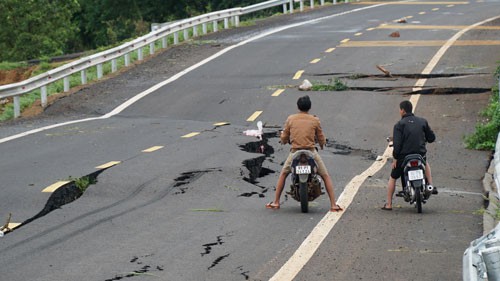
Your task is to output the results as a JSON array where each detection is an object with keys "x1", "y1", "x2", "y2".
[{"x1": 426, "y1": 185, "x2": 434, "y2": 192}]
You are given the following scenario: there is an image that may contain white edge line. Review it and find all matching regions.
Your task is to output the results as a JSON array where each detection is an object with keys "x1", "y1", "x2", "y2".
[{"x1": 0, "y1": 3, "x2": 388, "y2": 145}]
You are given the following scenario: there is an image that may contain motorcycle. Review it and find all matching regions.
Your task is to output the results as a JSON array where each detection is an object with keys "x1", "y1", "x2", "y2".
[
  {"x1": 388, "y1": 137, "x2": 433, "y2": 213},
  {"x1": 286, "y1": 150, "x2": 323, "y2": 213}
]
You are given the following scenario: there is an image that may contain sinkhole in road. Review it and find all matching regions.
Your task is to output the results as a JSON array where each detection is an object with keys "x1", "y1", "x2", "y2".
[
  {"x1": 21, "y1": 170, "x2": 104, "y2": 227},
  {"x1": 172, "y1": 169, "x2": 221, "y2": 195},
  {"x1": 239, "y1": 132, "x2": 278, "y2": 197}
]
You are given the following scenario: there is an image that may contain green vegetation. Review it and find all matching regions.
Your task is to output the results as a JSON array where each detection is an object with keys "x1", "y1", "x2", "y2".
[
  {"x1": 71, "y1": 175, "x2": 97, "y2": 193},
  {"x1": 311, "y1": 79, "x2": 349, "y2": 91},
  {"x1": 464, "y1": 65, "x2": 500, "y2": 150},
  {"x1": 0, "y1": 0, "x2": 276, "y2": 62}
]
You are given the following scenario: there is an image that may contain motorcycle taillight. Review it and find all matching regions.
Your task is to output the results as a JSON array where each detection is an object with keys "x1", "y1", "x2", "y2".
[{"x1": 410, "y1": 160, "x2": 419, "y2": 167}]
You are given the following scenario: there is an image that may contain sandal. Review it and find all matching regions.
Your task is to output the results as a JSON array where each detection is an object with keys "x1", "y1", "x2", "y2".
[
  {"x1": 381, "y1": 203, "x2": 392, "y2": 211},
  {"x1": 266, "y1": 202, "x2": 280, "y2": 210},
  {"x1": 330, "y1": 205, "x2": 343, "y2": 212}
]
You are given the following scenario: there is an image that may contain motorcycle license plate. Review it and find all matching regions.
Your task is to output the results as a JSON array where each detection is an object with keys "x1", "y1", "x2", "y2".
[
  {"x1": 296, "y1": 165, "x2": 311, "y2": 175},
  {"x1": 408, "y1": 170, "x2": 424, "y2": 181}
]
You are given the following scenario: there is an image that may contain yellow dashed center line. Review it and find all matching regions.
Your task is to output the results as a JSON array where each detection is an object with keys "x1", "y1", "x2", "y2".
[
  {"x1": 142, "y1": 146, "x2": 163, "y2": 152},
  {"x1": 447, "y1": 4, "x2": 455, "y2": 7},
  {"x1": 272, "y1": 89, "x2": 285, "y2": 97},
  {"x1": 213, "y1": 122, "x2": 230, "y2": 127},
  {"x1": 247, "y1": 111, "x2": 263, "y2": 122},
  {"x1": 95, "y1": 161, "x2": 121, "y2": 169},
  {"x1": 407, "y1": 15, "x2": 414, "y2": 19},
  {"x1": 325, "y1": 48, "x2": 336, "y2": 53},
  {"x1": 7, "y1": 223, "x2": 21, "y2": 229},
  {"x1": 432, "y1": 7, "x2": 440, "y2": 11},
  {"x1": 419, "y1": 11, "x2": 427, "y2": 14},
  {"x1": 354, "y1": 32, "x2": 363, "y2": 36},
  {"x1": 293, "y1": 70, "x2": 304, "y2": 80},
  {"x1": 310, "y1": 58, "x2": 321, "y2": 64},
  {"x1": 42, "y1": 181, "x2": 71, "y2": 193},
  {"x1": 366, "y1": 27, "x2": 376, "y2": 31},
  {"x1": 339, "y1": 40, "x2": 500, "y2": 47},
  {"x1": 181, "y1": 132, "x2": 200, "y2": 138},
  {"x1": 341, "y1": 38, "x2": 351, "y2": 43}
]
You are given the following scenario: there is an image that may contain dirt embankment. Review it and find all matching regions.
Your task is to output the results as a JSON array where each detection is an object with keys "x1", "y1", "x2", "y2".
[{"x1": 0, "y1": 67, "x2": 36, "y2": 86}]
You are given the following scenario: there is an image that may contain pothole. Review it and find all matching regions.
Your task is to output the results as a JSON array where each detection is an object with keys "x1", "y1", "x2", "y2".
[
  {"x1": 172, "y1": 169, "x2": 221, "y2": 195},
  {"x1": 239, "y1": 132, "x2": 278, "y2": 197},
  {"x1": 326, "y1": 140, "x2": 377, "y2": 160}
]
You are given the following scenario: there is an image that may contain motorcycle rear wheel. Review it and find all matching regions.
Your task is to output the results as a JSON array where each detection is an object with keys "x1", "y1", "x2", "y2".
[
  {"x1": 299, "y1": 182, "x2": 308, "y2": 213},
  {"x1": 415, "y1": 187, "x2": 422, "y2": 213}
]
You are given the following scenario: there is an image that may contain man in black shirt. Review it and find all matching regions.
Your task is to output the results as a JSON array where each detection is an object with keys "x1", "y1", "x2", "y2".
[{"x1": 382, "y1": 100, "x2": 436, "y2": 210}]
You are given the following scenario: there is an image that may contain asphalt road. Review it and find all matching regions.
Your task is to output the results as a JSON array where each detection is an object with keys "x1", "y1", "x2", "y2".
[{"x1": 0, "y1": 1, "x2": 499, "y2": 280}]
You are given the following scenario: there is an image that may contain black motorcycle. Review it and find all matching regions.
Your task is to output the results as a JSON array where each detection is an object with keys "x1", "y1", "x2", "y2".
[
  {"x1": 287, "y1": 150, "x2": 322, "y2": 213},
  {"x1": 397, "y1": 154, "x2": 434, "y2": 213}
]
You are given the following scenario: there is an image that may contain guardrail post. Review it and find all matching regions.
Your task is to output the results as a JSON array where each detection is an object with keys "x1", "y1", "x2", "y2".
[
  {"x1": 321, "y1": 0, "x2": 325, "y2": 5},
  {"x1": 213, "y1": 20, "x2": 218, "y2": 32},
  {"x1": 63, "y1": 77, "x2": 70, "y2": 92},
  {"x1": 149, "y1": 42, "x2": 155, "y2": 55},
  {"x1": 41, "y1": 86, "x2": 48, "y2": 108},
  {"x1": 97, "y1": 64, "x2": 103, "y2": 79},
  {"x1": 124, "y1": 53, "x2": 130, "y2": 67},
  {"x1": 483, "y1": 246, "x2": 500, "y2": 279},
  {"x1": 174, "y1": 32, "x2": 179, "y2": 44},
  {"x1": 289, "y1": 0, "x2": 294, "y2": 13},
  {"x1": 235, "y1": 16, "x2": 240, "y2": 27},
  {"x1": 300, "y1": 0, "x2": 304, "y2": 11},
  {"x1": 224, "y1": 18, "x2": 229, "y2": 29},
  {"x1": 138, "y1": 48, "x2": 143, "y2": 61},
  {"x1": 310, "y1": 0, "x2": 314, "y2": 9},
  {"x1": 13, "y1": 96, "x2": 20, "y2": 118},
  {"x1": 111, "y1": 59, "x2": 117, "y2": 73},
  {"x1": 183, "y1": 29, "x2": 189, "y2": 40},
  {"x1": 202, "y1": 23, "x2": 208, "y2": 34},
  {"x1": 81, "y1": 70, "x2": 87, "y2": 84},
  {"x1": 333, "y1": 0, "x2": 337, "y2": 4},
  {"x1": 283, "y1": 3, "x2": 288, "y2": 14},
  {"x1": 193, "y1": 26, "x2": 198, "y2": 37},
  {"x1": 162, "y1": 37, "x2": 167, "y2": 48}
]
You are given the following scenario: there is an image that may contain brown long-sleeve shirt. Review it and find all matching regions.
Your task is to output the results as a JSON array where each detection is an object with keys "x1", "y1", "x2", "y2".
[{"x1": 280, "y1": 112, "x2": 326, "y2": 150}]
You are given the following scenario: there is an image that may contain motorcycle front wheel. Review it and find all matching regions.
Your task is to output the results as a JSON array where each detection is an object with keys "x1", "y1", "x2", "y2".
[{"x1": 299, "y1": 182, "x2": 308, "y2": 213}]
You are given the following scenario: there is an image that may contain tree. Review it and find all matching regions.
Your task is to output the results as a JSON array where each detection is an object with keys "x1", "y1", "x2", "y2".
[{"x1": 0, "y1": 0, "x2": 80, "y2": 61}]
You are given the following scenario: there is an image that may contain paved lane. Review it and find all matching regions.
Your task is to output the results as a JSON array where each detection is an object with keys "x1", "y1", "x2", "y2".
[{"x1": 0, "y1": 1, "x2": 498, "y2": 280}]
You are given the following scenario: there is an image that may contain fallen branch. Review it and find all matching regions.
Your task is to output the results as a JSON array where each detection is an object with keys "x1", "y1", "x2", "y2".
[{"x1": 376, "y1": 65, "x2": 392, "y2": 77}]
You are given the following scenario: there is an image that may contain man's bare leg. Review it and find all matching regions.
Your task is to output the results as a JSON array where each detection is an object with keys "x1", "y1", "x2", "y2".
[
  {"x1": 321, "y1": 174, "x2": 342, "y2": 211},
  {"x1": 267, "y1": 171, "x2": 288, "y2": 208},
  {"x1": 385, "y1": 177, "x2": 397, "y2": 209}
]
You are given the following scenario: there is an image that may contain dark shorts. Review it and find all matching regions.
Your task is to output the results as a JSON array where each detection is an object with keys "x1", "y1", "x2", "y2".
[{"x1": 391, "y1": 154, "x2": 426, "y2": 179}]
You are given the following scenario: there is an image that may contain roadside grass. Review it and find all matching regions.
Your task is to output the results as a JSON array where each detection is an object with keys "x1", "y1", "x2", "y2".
[{"x1": 464, "y1": 64, "x2": 500, "y2": 150}]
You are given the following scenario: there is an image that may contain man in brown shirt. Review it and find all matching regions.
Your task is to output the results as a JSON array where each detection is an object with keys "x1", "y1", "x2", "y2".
[{"x1": 266, "y1": 95, "x2": 342, "y2": 212}]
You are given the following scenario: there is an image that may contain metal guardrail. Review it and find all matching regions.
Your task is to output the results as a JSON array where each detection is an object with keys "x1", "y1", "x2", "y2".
[
  {"x1": 0, "y1": 0, "x2": 335, "y2": 118},
  {"x1": 463, "y1": 223, "x2": 500, "y2": 280},
  {"x1": 463, "y1": 80, "x2": 500, "y2": 281}
]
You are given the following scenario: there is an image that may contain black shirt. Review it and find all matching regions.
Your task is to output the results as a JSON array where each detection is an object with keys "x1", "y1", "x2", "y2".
[{"x1": 393, "y1": 113, "x2": 435, "y2": 160}]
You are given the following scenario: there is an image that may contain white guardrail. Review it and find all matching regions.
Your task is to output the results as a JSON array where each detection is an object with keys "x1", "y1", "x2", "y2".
[{"x1": 0, "y1": 0, "x2": 340, "y2": 118}]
